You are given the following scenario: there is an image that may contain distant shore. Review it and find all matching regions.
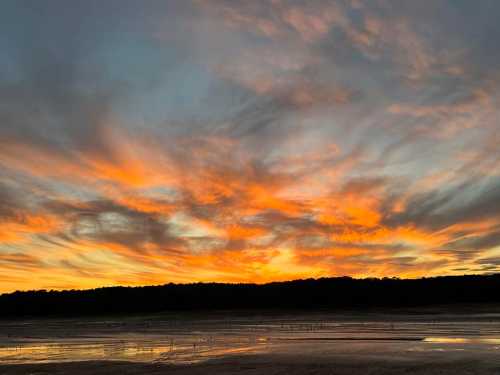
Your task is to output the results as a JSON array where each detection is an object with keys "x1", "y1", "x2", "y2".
[
  {"x1": 2, "y1": 275, "x2": 500, "y2": 318},
  {"x1": 2, "y1": 302, "x2": 500, "y2": 323}
]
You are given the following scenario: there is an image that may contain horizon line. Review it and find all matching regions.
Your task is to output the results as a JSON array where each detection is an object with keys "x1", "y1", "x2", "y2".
[{"x1": 3, "y1": 273, "x2": 498, "y2": 297}]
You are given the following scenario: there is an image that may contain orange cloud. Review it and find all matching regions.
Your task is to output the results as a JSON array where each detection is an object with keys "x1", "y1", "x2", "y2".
[{"x1": 1, "y1": 121, "x2": 499, "y2": 293}]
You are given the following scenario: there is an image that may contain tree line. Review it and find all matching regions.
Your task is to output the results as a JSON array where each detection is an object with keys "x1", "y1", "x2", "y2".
[{"x1": 1, "y1": 274, "x2": 499, "y2": 317}]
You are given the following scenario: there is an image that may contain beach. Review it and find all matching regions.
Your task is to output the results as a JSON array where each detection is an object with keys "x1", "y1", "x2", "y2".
[
  {"x1": 2, "y1": 351, "x2": 500, "y2": 375},
  {"x1": 1, "y1": 310, "x2": 500, "y2": 374}
]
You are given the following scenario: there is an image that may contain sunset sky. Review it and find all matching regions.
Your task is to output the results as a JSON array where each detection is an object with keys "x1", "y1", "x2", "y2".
[{"x1": 1, "y1": 0, "x2": 499, "y2": 293}]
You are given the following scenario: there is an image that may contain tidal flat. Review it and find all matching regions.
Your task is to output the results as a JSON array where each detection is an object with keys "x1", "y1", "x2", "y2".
[{"x1": 1, "y1": 309, "x2": 500, "y2": 374}]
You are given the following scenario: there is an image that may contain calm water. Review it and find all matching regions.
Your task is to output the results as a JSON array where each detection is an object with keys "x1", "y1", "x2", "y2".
[{"x1": 1, "y1": 313, "x2": 500, "y2": 364}]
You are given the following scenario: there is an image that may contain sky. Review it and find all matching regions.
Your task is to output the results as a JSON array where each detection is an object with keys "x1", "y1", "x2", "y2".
[{"x1": 0, "y1": 0, "x2": 499, "y2": 293}]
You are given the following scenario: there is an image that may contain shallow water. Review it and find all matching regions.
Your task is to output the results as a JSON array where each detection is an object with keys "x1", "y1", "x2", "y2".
[{"x1": 1, "y1": 313, "x2": 499, "y2": 364}]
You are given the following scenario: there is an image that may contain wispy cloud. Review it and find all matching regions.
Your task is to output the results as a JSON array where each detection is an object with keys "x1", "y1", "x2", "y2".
[{"x1": 0, "y1": 0, "x2": 499, "y2": 292}]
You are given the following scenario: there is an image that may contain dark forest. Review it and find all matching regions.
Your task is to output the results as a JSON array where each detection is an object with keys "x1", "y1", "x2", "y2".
[{"x1": 1, "y1": 274, "x2": 500, "y2": 318}]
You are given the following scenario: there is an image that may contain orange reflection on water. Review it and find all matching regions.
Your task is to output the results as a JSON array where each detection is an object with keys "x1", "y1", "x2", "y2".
[
  {"x1": 0, "y1": 338, "x2": 265, "y2": 365},
  {"x1": 424, "y1": 337, "x2": 500, "y2": 344}
]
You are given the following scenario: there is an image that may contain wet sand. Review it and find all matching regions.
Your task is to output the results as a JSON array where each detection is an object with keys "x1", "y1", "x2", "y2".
[
  {"x1": 1, "y1": 351, "x2": 500, "y2": 375},
  {"x1": 1, "y1": 310, "x2": 500, "y2": 374}
]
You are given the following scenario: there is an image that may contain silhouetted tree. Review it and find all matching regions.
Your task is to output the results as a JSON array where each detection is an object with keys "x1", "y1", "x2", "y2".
[{"x1": 1, "y1": 274, "x2": 499, "y2": 318}]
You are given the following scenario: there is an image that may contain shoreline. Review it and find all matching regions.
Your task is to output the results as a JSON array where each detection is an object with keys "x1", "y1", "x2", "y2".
[
  {"x1": 2, "y1": 303, "x2": 500, "y2": 322},
  {"x1": 2, "y1": 351, "x2": 500, "y2": 375}
]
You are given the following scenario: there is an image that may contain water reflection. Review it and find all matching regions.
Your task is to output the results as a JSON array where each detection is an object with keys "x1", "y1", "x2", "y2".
[
  {"x1": 0, "y1": 338, "x2": 267, "y2": 364},
  {"x1": 424, "y1": 337, "x2": 500, "y2": 344},
  {"x1": 1, "y1": 317, "x2": 499, "y2": 364}
]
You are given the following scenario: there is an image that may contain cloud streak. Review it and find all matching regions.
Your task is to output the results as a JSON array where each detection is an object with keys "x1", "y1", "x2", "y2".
[{"x1": 0, "y1": 0, "x2": 499, "y2": 292}]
